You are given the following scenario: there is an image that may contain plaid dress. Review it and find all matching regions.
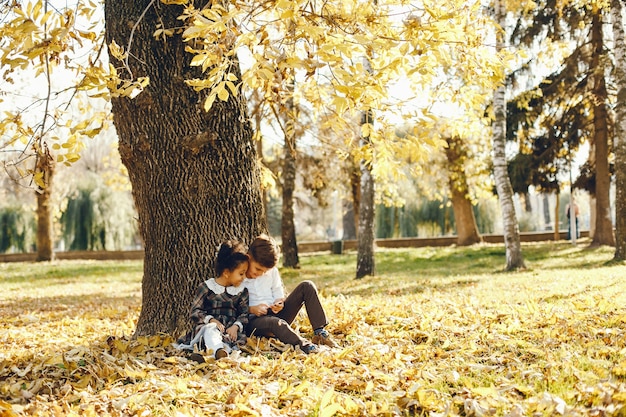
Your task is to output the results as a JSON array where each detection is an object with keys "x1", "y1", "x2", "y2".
[{"x1": 179, "y1": 278, "x2": 249, "y2": 349}]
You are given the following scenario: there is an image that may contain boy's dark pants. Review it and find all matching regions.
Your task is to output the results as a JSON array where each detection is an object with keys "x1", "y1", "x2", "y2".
[{"x1": 246, "y1": 280, "x2": 328, "y2": 347}]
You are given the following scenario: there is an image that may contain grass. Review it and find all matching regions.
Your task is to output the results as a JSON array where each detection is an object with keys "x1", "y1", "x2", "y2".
[{"x1": 1, "y1": 239, "x2": 626, "y2": 416}]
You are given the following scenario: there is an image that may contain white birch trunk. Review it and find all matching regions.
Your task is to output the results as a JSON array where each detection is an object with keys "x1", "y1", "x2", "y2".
[
  {"x1": 611, "y1": 0, "x2": 626, "y2": 259},
  {"x1": 492, "y1": 0, "x2": 525, "y2": 270}
]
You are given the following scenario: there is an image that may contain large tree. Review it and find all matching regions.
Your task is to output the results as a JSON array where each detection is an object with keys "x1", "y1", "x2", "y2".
[{"x1": 104, "y1": 1, "x2": 266, "y2": 336}]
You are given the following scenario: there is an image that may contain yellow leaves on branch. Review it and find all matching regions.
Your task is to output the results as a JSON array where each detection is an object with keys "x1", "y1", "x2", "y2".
[{"x1": 0, "y1": 0, "x2": 117, "y2": 183}]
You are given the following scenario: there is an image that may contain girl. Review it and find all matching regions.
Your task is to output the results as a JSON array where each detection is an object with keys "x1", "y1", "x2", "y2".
[{"x1": 177, "y1": 240, "x2": 249, "y2": 360}]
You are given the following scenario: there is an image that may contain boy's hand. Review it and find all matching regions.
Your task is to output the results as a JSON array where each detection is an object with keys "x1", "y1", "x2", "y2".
[{"x1": 270, "y1": 299, "x2": 284, "y2": 314}]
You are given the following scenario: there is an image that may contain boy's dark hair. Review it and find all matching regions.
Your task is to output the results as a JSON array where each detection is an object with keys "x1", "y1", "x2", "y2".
[
  {"x1": 248, "y1": 234, "x2": 280, "y2": 268},
  {"x1": 215, "y1": 240, "x2": 249, "y2": 276}
]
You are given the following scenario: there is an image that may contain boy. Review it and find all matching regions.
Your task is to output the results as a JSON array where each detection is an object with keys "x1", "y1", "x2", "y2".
[{"x1": 243, "y1": 234, "x2": 337, "y2": 353}]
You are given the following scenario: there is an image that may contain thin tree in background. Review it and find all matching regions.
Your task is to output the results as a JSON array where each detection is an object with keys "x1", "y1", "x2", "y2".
[
  {"x1": 35, "y1": 148, "x2": 54, "y2": 261},
  {"x1": 612, "y1": 0, "x2": 626, "y2": 260},
  {"x1": 493, "y1": 0, "x2": 525, "y2": 270},
  {"x1": 280, "y1": 72, "x2": 300, "y2": 268},
  {"x1": 590, "y1": 9, "x2": 615, "y2": 247},
  {"x1": 356, "y1": 52, "x2": 376, "y2": 279},
  {"x1": 445, "y1": 136, "x2": 482, "y2": 246}
]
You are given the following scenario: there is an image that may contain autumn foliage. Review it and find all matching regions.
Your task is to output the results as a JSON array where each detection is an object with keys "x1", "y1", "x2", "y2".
[{"x1": 1, "y1": 242, "x2": 626, "y2": 416}]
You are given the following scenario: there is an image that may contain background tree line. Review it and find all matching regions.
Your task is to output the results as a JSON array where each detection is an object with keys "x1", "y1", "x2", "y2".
[{"x1": 0, "y1": 0, "x2": 624, "y2": 337}]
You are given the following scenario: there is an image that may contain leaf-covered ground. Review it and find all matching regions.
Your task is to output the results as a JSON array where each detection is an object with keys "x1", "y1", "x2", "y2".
[{"x1": 1, "y1": 241, "x2": 626, "y2": 416}]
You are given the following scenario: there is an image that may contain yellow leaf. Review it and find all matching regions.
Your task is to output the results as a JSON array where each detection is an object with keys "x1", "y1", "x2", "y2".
[
  {"x1": 332, "y1": 96, "x2": 349, "y2": 116},
  {"x1": 320, "y1": 404, "x2": 344, "y2": 417},
  {"x1": 275, "y1": 0, "x2": 291, "y2": 9},
  {"x1": 190, "y1": 54, "x2": 207, "y2": 67},
  {"x1": 319, "y1": 389, "x2": 345, "y2": 417},
  {"x1": 471, "y1": 386, "x2": 498, "y2": 397},
  {"x1": 204, "y1": 92, "x2": 216, "y2": 111},
  {"x1": 217, "y1": 83, "x2": 229, "y2": 101},
  {"x1": 0, "y1": 400, "x2": 18, "y2": 417},
  {"x1": 32, "y1": 172, "x2": 45, "y2": 188},
  {"x1": 113, "y1": 338, "x2": 128, "y2": 353},
  {"x1": 71, "y1": 374, "x2": 92, "y2": 389},
  {"x1": 417, "y1": 389, "x2": 441, "y2": 410},
  {"x1": 613, "y1": 391, "x2": 626, "y2": 402},
  {"x1": 226, "y1": 81, "x2": 238, "y2": 97},
  {"x1": 123, "y1": 365, "x2": 147, "y2": 380}
]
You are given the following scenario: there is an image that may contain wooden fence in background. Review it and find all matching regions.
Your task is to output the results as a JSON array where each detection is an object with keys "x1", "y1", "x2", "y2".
[{"x1": 0, "y1": 230, "x2": 589, "y2": 263}]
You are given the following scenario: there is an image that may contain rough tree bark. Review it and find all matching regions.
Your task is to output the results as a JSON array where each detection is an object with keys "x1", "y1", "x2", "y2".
[
  {"x1": 444, "y1": 136, "x2": 482, "y2": 246},
  {"x1": 281, "y1": 81, "x2": 300, "y2": 268},
  {"x1": 356, "y1": 110, "x2": 375, "y2": 279},
  {"x1": 590, "y1": 10, "x2": 615, "y2": 247},
  {"x1": 105, "y1": 0, "x2": 266, "y2": 337},
  {"x1": 342, "y1": 163, "x2": 360, "y2": 240},
  {"x1": 35, "y1": 150, "x2": 55, "y2": 262}
]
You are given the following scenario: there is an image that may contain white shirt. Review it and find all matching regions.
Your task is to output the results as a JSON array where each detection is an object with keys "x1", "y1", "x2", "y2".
[{"x1": 243, "y1": 267, "x2": 285, "y2": 307}]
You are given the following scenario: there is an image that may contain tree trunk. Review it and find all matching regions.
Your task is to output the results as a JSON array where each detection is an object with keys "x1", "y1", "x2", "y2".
[
  {"x1": 492, "y1": 0, "x2": 525, "y2": 270},
  {"x1": 356, "y1": 109, "x2": 375, "y2": 279},
  {"x1": 104, "y1": 1, "x2": 265, "y2": 337},
  {"x1": 590, "y1": 11, "x2": 615, "y2": 247},
  {"x1": 251, "y1": 97, "x2": 269, "y2": 223},
  {"x1": 612, "y1": 0, "x2": 626, "y2": 259},
  {"x1": 35, "y1": 151, "x2": 55, "y2": 262},
  {"x1": 554, "y1": 192, "x2": 560, "y2": 241},
  {"x1": 349, "y1": 162, "x2": 361, "y2": 238},
  {"x1": 444, "y1": 136, "x2": 482, "y2": 246},
  {"x1": 281, "y1": 82, "x2": 299, "y2": 268},
  {"x1": 342, "y1": 199, "x2": 357, "y2": 240}
]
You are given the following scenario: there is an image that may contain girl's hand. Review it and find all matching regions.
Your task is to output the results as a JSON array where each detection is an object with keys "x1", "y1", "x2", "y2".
[
  {"x1": 250, "y1": 304, "x2": 270, "y2": 316},
  {"x1": 210, "y1": 318, "x2": 225, "y2": 332},
  {"x1": 225, "y1": 325, "x2": 238, "y2": 341}
]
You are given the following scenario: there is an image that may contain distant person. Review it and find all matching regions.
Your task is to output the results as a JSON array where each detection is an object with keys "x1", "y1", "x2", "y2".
[
  {"x1": 243, "y1": 234, "x2": 338, "y2": 354},
  {"x1": 176, "y1": 240, "x2": 250, "y2": 361},
  {"x1": 566, "y1": 202, "x2": 580, "y2": 240}
]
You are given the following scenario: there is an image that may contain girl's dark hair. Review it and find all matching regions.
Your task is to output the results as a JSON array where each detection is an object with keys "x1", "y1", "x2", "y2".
[
  {"x1": 215, "y1": 240, "x2": 249, "y2": 276},
  {"x1": 248, "y1": 234, "x2": 280, "y2": 268}
]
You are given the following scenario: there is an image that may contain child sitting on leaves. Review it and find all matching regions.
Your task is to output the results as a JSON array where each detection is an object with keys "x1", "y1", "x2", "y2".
[{"x1": 176, "y1": 240, "x2": 249, "y2": 361}]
